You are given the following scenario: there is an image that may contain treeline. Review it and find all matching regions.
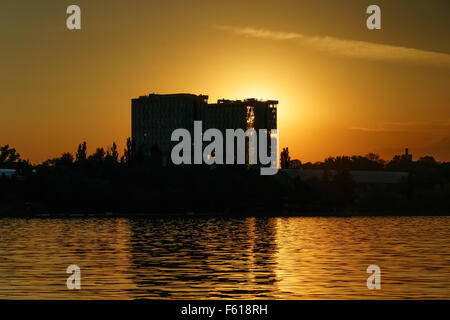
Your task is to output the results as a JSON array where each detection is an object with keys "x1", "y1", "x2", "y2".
[
  {"x1": 281, "y1": 147, "x2": 450, "y2": 171},
  {"x1": 0, "y1": 141, "x2": 283, "y2": 214},
  {"x1": 280, "y1": 147, "x2": 450, "y2": 214},
  {"x1": 1, "y1": 143, "x2": 450, "y2": 215}
]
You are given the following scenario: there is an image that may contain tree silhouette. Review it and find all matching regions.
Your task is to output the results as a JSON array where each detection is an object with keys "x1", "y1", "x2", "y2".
[
  {"x1": 58, "y1": 152, "x2": 74, "y2": 166},
  {"x1": 106, "y1": 142, "x2": 119, "y2": 163},
  {"x1": 121, "y1": 137, "x2": 134, "y2": 165},
  {"x1": 89, "y1": 148, "x2": 106, "y2": 162},
  {"x1": 290, "y1": 159, "x2": 302, "y2": 169},
  {"x1": 76, "y1": 141, "x2": 87, "y2": 162},
  {"x1": 0, "y1": 145, "x2": 21, "y2": 167},
  {"x1": 280, "y1": 147, "x2": 291, "y2": 169}
]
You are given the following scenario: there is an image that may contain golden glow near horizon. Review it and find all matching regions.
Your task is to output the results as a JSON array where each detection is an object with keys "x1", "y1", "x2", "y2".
[{"x1": 1, "y1": 1, "x2": 449, "y2": 163}]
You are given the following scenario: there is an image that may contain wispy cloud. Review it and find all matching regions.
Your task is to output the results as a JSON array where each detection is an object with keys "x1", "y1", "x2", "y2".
[
  {"x1": 349, "y1": 127, "x2": 400, "y2": 133},
  {"x1": 384, "y1": 120, "x2": 450, "y2": 128},
  {"x1": 349, "y1": 120, "x2": 450, "y2": 133},
  {"x1": 215, "y1": 25, "x2": 303, "y2": 41},
  {"x1": 214, "y1": 25, "x2": 450, "y2": 68}
]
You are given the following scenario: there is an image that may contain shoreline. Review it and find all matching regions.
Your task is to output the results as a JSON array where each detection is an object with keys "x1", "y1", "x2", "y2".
[{"x1": 0, "y1": 210, "x2": 449, "y2": 218}]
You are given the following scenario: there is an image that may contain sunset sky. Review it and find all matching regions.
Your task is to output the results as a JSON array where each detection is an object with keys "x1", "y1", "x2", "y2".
[{"x1": 1, "y1": 0, "x2": 449, "y2": 163}]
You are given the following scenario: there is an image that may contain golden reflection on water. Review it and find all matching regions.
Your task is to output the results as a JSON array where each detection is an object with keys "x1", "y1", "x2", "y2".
[
  {"x1": 0, "y1": 218, "x2": 136, "y2": 299},
  {"x1": 0, "y1": 216, "x2": 449, "y2": 299},
  {"x1": 274, "y1": 217, "x2": 450, "y2": 299}
]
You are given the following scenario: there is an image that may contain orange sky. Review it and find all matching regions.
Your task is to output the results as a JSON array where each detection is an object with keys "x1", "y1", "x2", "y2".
[{"x1": 1, "y1": 0, "x2": 449, "y2": 163}]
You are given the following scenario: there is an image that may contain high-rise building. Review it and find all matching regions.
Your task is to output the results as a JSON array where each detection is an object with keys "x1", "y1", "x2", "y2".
[{"x1": 131, "y1": 93, "x2": 278, "y2": 164}]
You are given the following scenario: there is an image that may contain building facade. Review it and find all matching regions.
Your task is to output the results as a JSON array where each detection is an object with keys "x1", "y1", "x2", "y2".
[{"x1": 131, "y1": 93, "x2": 278, "y2": 164}]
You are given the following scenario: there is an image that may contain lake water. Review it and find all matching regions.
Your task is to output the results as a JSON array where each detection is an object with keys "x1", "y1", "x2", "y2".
[{"x1": 0, "y1": 216, "x2": 449, "y2": 299}]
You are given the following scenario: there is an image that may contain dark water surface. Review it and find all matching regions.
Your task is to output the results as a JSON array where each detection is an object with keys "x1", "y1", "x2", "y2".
[{"x1": 0, "y1": 216, "x2": 449, "y2": 299}]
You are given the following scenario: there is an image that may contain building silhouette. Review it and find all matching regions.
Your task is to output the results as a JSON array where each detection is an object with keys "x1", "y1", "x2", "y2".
[
  {"x1": 403, "y1": 148, "x2": 413, "y2": 161},
  {"x1": 131, "y1": 93, "x2": 278, "y2": 164}
]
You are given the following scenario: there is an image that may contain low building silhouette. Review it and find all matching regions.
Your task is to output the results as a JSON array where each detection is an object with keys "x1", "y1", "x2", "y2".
[
  {"x1": 282, "y1": 169, "x2": 409, "y2": 184},
  {"x1": 403, "y1": 148, "x2": 413, "y2": 161},
  {"x1": 0, "y1": 169, "x2": 17, "y2": 179}
]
